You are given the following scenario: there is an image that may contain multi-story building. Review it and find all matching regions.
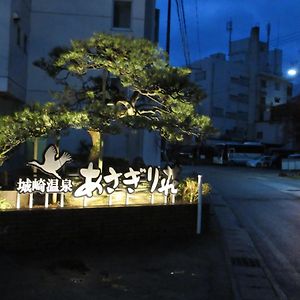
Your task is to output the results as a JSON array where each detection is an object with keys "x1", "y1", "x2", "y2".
[
  {"x1": 0, "y1": 0, "x2": 31, "y2": 113},
  {"x1": 191, "y1": 26, "x2": 293, "y2": 146},
  {"x1": 0, "y1": 0, "x2": 161, "y2": 167}
]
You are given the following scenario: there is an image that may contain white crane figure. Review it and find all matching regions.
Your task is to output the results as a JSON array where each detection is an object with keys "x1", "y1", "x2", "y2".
[{"x1": 28, "y1": 145, "x2": 72, "y2": 179}]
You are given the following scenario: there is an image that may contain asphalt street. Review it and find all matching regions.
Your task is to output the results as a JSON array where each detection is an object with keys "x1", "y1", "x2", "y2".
[{"x1": 182, "y1": 165, "x2": 300, "y2": 300}]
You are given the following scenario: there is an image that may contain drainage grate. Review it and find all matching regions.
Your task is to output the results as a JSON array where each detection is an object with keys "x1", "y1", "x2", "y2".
[{"x1": 231, "y1": 256, "x2": 261, "y2": 268}]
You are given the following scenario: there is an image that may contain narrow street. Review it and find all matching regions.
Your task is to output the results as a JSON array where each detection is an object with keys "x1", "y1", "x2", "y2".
[{"x1": 182, "y1": 165, "x2": 300, "y2": 299}]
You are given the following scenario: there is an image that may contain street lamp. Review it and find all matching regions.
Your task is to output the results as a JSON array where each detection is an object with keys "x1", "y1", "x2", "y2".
[{"x1": 287, "y1": 68, "x2": 297, "y2": 77}]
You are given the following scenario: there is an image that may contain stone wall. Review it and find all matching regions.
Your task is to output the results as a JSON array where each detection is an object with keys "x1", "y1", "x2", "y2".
[{"x1": 0, "y1": 204, "x2": 209, "y2": 251}]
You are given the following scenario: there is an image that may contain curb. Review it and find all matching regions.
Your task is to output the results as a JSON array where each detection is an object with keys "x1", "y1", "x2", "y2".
[{"x1": 210, "y1": 190, "x2": 288, "y2": 300}]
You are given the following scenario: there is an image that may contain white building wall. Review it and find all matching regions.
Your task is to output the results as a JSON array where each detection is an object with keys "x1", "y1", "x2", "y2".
[
  {"x1": 26, "y1": 0, "x2": 147, "y2": 104},
  {"x1": 0, "y1": 0, "x2": 31, "y2": 103},
  {"x1": 256, "y1": 122, "x2": 284, "y2": 145},
  {"x1": 22, "y1": 0, "x2": 161, "y2": 166},
  {"x1": 191, "y1": 26, "x2": 292, "y2": 145},
  {"x1": 0, "y1": 0, "x2": 12, "y2": 93}
]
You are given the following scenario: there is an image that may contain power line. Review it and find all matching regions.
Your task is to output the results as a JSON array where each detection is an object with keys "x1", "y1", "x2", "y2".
[
  {"x1": 175, "y1": 0, "x2": 189, "y2": 66},
  {"x1": 270, "y1": 34, "x2": 300, "y2": 47},
  {"x1": 269, "y1": 30, "x2": 300, "y2": 47},
  {"x1": 175, "y1": 0, "x2": 191, "y2": 66},
  {"x1": 179, "y1": 0, "x2": 191, "y2": 66},
  {"x1": 195, "y1": 0, "x2": 201, "y2": 58},
  {"x1": 269, "y1": 30, "x2": 300, "y2": 43}
]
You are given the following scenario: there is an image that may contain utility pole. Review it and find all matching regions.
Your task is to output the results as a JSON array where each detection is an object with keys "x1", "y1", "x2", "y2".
[
  {"x1": 266, "y1": 23, "x2": 271, "y2": 49},
  {"x1": 166, "y1": 0, "x2": 171, "y2": 55},
  {"x1": 226, "y1": 20, "x2": 233, "y2": 58},
  {"x1": 162, "y1": 0, "x2": 172, "y2": 163}
]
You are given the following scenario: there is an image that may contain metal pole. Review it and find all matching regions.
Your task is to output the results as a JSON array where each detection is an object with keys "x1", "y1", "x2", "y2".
[
  {"x1": 29, "y1": 193, "x2": 33, "y2": 209},
  {"x1": 171, "y1": 194, "x2": 175, "y2": 204},
  {"x1": 16, "y1": 193, "x2": 20, "y2": 209},
  {"x1": 196, "y1": 175, "x2": 202, "y2": 234},
  {"x1": 166, "y1": 0, "x2": 171, "y2": 55},
  {"x1": 164, "y1": 195, "x2": 167, "y2": 205},
  {"x1": 150, "y1": 193, "x2": 154, "y2": 205},
  {"x1": 60, "y1": 193, "x2": 64, "y2": 208},
  {"x1": 125, "y1": 192, "x2": 129, "y2": 206}
]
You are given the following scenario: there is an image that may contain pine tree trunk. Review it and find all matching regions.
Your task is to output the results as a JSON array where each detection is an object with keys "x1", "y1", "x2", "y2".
[{"x1": 87, "y1": 130, "x2": 103, "y2": 169}]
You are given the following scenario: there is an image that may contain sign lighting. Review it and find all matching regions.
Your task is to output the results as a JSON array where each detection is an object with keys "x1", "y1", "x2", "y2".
[{"x1": 15, "y1": 145, "x2": 178, "y2": 208}]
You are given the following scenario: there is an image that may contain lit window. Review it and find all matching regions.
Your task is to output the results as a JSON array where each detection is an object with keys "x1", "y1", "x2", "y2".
[{"x1": 113, "y1": 1, "x2": 131, "y2": 29}]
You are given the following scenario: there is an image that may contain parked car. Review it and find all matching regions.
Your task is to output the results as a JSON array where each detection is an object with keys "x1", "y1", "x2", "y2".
[{"x1": 246, "y1": 156, "x2": 273, "y2": 168}]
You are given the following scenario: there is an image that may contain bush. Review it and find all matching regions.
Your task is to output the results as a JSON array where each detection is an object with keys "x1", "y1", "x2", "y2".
[
  {"x1": 178, "y1": 177, "x2": 211, "y2": 203},
  {"x1": 0, "y1": 198, "x2": 12, "y2": 210}
]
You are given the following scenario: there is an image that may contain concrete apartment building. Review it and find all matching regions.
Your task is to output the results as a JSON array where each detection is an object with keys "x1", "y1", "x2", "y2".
[
  {"x1": 191, "y1": 26, "x2": 293, "y2": 146},
  {"x1": 0, "y1": 0, "x2": 160, "y2": 166}
]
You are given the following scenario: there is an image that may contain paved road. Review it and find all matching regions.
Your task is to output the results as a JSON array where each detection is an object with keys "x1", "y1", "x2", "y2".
[{"x1": 182, "y1": 165, "x2": 300, "y2": 300}]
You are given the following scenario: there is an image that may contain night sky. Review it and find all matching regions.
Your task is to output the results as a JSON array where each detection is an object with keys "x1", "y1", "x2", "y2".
[{"x1": 156, "y1": 0, "x2": 300, "y2": 88}]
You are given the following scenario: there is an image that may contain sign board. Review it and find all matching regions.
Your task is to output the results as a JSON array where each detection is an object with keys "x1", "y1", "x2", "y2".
[{"x1": 16, "y1": 145, "x2": 178, "y2": 204}]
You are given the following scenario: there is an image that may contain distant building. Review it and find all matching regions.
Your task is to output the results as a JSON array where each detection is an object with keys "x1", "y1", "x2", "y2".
[
  {"x1": 0, "y1": 0, "x2": 161, "y2": 166},
  {"x1": 271, "y1": 94, "x2": 300, "y2": 149},
  {"x1": 191, "y1": 26, "x2": 293, "y2": 146}
]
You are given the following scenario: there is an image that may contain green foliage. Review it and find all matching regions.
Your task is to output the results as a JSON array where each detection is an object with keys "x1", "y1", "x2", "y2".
[
  {"x1": 0, "y1": 33, "x2": 214, "y2": 165},
  {"x1": 0, "y1": 198, "x2": 12, "y2": 210},
  {"x1": 35, "y1": 33, "x2": 214, "y2": 141},
  {"x1": 178, "y1": 177, "x2": 211, "y2": 203},
  {"x1": 0, "y1": 103, "x2": 90, "y2": 165}
]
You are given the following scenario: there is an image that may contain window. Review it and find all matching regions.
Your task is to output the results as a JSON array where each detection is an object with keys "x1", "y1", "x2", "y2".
[
  {"x1": 212, "y1": 107, "x2": 224, "y2": 117},
  {"x1": 274, "y1": 82, "x2": 280, "y2": 91},
  {"x1": 258, "y1": 110, "x2": 264, "y2": 121},
  {"x1": 195, "y1": 70, "x2": 206, "y2": 81},
  {"x1": 239, "y1": 76, "x2": 249, "y2": 86},
  {"x1": 226, "y1": 111, "x2": 236, "y2": 119},
  {"x1": 230, "y1": 76, "x2": 249, "y2": 86},
  {"x1": 256, "y1": 132, "x2": 263, "y2": 139},
  {"x1": 287, "y1": 86, "x2": 292, "y2": 97},
  {"x1": 260, "y1": 96, "x2": 266, "y2": 105},
  {"x1": 23, "y1": 34, "x2": 27, "y2": 54},
  {"x1": 261, "y1": 79, "x2": 267, "y2": 88},
  {"x1": 230, "y1": 94, "x2": 248, "y2": 103},
  {"x1": 113, "y1": 1, "x2": 131, "y2": 28},
  {"x1": 274, "y1": 97, "x2": 280, "y2": 104},
  {"x1": 237, "y1": 111, "x2": 248, "y2": 120},
  {"x1": 17, "y1": 26, "x2": 21, "y2": 46},
  {"x1": 260, "y1": 44, "x2": 266, "y2": 52}
]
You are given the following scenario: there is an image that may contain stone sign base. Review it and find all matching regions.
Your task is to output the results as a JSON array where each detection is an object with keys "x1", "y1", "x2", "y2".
[{"x1": 0, "y1": 203, "x2": 210, "y2": 251}]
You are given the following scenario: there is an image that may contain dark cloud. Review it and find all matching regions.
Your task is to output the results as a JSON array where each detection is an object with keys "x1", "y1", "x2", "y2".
[{"x1": 156, "y1": 0, "x2": 300, "y2": 84}]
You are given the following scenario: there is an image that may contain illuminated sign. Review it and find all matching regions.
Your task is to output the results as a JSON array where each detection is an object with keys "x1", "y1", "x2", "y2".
[{"x1": 16, "y1": 145, "x2": 178, "y2": 200}]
